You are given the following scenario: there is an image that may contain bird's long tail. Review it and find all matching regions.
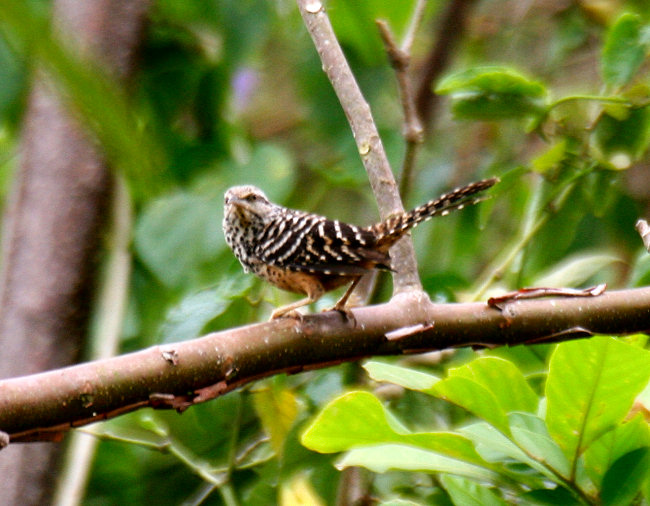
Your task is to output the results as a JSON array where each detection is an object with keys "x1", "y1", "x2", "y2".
[{"x1": 372, "y1": 177, "x2": 499, "y2": 248}]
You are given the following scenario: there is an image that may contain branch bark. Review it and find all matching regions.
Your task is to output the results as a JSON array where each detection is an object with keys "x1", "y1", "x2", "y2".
[{"x1": 2, "y1": 287, "x2": 649, "y2": 443}]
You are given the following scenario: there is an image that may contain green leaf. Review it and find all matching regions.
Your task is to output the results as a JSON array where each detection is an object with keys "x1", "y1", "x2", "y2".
[
  {"x1": 134, "y1": 192, "x2": 224, "y2": 289},
  {"x1": 532, "y1": 253, "x2": 621, "y2": 288},
  {"x1": 336, "y1": 444, "x2": 497, "y2": 483},
  {"x1": 592, "y1": 106, "x2": 650, "y2": 167},
  {"x1": 432, "y1": 377, "x2": 510, "y2": 435},
  {"x1": 439, "y1": 474, "x2": 506, "y2": 506},
  {"x1": 301, "y1": 391, "x2": 489, "y2": 467},
  {"x1": 159, "y1": 275, "x2": 252, "y2": 342},
  {"x1": 583, "y1": 414, "x2": 650, "y2": 488},
  {"x1": 301, "y1": 391, "x2": 403, "y2": 453},
  {"x1": 436, "y1": 66, "x2": 547, "y2": 120},
  {"x1": 545, "y1": 336, "x2": 650, "y2": 468},
  {"x1": 601, "y1": 13, "x2": 647, "y2": 87},
  {"x1": 253, "y1": 384, "x2": 301, "y2": 454},
  {"x1": 363, "y1": 360, "x2": 440, "y2": 391},
  {"x1": 521, "y1": 487, "x2": 581, "y2": 506},
  {"x1": 509, "y1": 413, "x2": 570, "y2": 479},
  {"x1": 460, "y1": 422, "x2": 560, "y2": 486},
  {"x1": 445, "y1": 357, "x2": 538, "y2": 414},
  {"x1": 531, "y1": 140, "x2": 568, "y2": 174},
  {"x1": 429, "y1": 357, "x2": 538, "y2": 435},
  {"x1": 436, "y1": 66, "x2": 547, "y2": 97},
  {"x1": 600, "y1": 447, "x2": 650, "y2": 506}
]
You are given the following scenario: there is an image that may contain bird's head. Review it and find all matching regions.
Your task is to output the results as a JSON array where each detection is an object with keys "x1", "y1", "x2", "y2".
[{"x1": 224, "y1": 185, "x2": 274, "y2": 224}]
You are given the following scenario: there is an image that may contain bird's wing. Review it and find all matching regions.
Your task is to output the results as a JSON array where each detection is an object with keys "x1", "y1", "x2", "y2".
[{"x1": 258, "y1": 214, "x2": 390, "y2": 276}]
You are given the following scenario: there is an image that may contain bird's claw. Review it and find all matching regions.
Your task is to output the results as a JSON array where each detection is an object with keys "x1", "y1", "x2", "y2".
[
  {"x1": 269, "y1": 309, "x2": 304, "y2": 321},
  {"x1": 324, "y1": 305, "x2": 357, "y2": 326}
]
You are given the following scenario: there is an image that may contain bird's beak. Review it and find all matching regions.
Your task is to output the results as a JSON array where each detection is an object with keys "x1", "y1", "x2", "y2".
[
  {"x1": 225, "y1": 195, "x2": 250, "y2": 211},
  {"x1": 225, "y1": 194, "x2": 240, "y2": 206}
]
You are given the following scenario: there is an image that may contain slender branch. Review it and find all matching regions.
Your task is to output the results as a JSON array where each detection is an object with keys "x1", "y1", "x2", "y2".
[
  {"x1": 296, "y1": 0, "x2": 422, "y2": 292},
  {"x1": 2, "y1": 287, "x2": 650, "y2": 443},
  {"x1": 376, "y1": 18, "x2": 424, "y2": 202}
]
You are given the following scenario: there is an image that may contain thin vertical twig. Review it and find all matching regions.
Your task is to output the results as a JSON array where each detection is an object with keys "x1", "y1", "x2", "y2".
[
  {"x1": 375, "y1": 0, "x2": 427, "y2": 201},
  {"x1": 296, "y1": 0, "x2": 423, "y2": 293}
]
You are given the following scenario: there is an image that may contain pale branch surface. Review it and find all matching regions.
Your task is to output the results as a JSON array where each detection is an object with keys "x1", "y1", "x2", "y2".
[
  {"x1": 296, "y1": 0, "x2": 422, "y2": 293},
  {"x1": 2, "y1": 287, "x2": 649, "y2": 443}
]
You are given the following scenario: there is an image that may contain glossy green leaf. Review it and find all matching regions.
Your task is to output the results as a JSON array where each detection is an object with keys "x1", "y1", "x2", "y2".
[
  {"x1": 445, "y1": 357, "x2": 538, "y2": 414},
  {"x1": 301, "y1": 391, "x2": 490, "y2": 467},
  {"x1": 583, "y1": 414, "x2": 650, "y2": 487},
  {"x1": 436, "y1": 67, "x2": 547, "y2": 96},
  {"x1": 301, "y1": 391, "x2": 404, "y2": 452},
  {"x1": 521, "y1": 487, "x2": 581, "y2": 506},
  {"x1": 439, "y1": 474, "x2": 506, "y2": 506},
  {"x1": 449, "y1": 94, "x2": 545, "y2": 120},
  {"x1": 336, "y1": 444, "x2": 497, "y2": 482},
  {"x1": 601, "y1": 13, "x2": 647, "y2": 87},
  {"x1": 545, "y1": 336, "x2": 650, "y2": 467},
  {"x1": 509, "y1": 413, "x2": 570, "y2": 479},
  {"x1": 432, "y1": 376, "x2": 510, "y2": 435},
  {"x1": 460, "y1": 422, "x2": 559, "y2": 485},
  {"x1": 600, "y1": 447, "x2": 650, "y2": 506},
  {"x1": 429, "y1": 357, "x2": 538, "y2": 435},
  {"x1": 436, "y1": 66, "x2": 547, "y2": 120},
  {"x1": 363, "y1": 360, "x2": 440, "y2": 391}
]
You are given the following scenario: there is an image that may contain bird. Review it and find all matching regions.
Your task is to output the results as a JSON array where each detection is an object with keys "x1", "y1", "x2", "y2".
[{"x1": 223, "y1": 178, "x2": 498, "y2": 319}]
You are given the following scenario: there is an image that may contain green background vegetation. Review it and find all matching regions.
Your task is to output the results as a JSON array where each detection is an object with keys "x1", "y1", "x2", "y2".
[{"x1": 2, "y1": 0, "x2": 650, "y2": 504}]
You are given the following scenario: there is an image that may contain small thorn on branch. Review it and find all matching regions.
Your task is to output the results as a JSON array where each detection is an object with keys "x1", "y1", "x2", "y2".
[
  {"x1": 149, "y1": 392, "x2": 197, "y2": 412},
  {"x1": 488, "y1": 284, "x2": 607, "y2": 311},
  {"x1": 636, "y1": 219, "x2": 650, "y2": 252},
  {"x1": 385, "y1": 322, "x2": 435, "y2": 341}
]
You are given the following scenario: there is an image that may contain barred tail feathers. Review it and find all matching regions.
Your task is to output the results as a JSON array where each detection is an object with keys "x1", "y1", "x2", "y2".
[{"x1": 372, "y1": 177, "x2": 498, "y2": 247}]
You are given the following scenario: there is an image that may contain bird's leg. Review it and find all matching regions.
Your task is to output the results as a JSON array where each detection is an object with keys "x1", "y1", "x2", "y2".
[
  {"x1": 270, "y1": 282, "x2": 324, "y2": 320},
  {"x1": 332, "y1": 276, "x2": 362, "y2": 311},
  {"x1": 270, "y1": 297, "x2": 314, "y2": 319},
  {"x1": 324, "y1": 276, "x2": 362, "y2": 321}
]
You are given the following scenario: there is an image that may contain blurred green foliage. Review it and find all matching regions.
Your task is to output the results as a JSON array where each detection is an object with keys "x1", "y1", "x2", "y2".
[{"x1": 1, "y1": 0, "x2": 650, "y2": 504}]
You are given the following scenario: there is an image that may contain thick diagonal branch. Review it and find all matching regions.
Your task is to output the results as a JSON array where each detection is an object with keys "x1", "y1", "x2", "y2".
[{"x1": 1, "y1": 287, "x2": 649, "y2": 443}]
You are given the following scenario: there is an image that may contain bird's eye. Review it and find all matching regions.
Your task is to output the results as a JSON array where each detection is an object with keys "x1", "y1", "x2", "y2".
[{"x1": 246, "y1": 194, "x2": 258, "y2": 202}]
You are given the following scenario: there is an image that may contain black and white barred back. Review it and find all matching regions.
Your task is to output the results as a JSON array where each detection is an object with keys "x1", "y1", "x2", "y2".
[{"x1": 223, "y1": 178, "x2": 498, "y2": 281}]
